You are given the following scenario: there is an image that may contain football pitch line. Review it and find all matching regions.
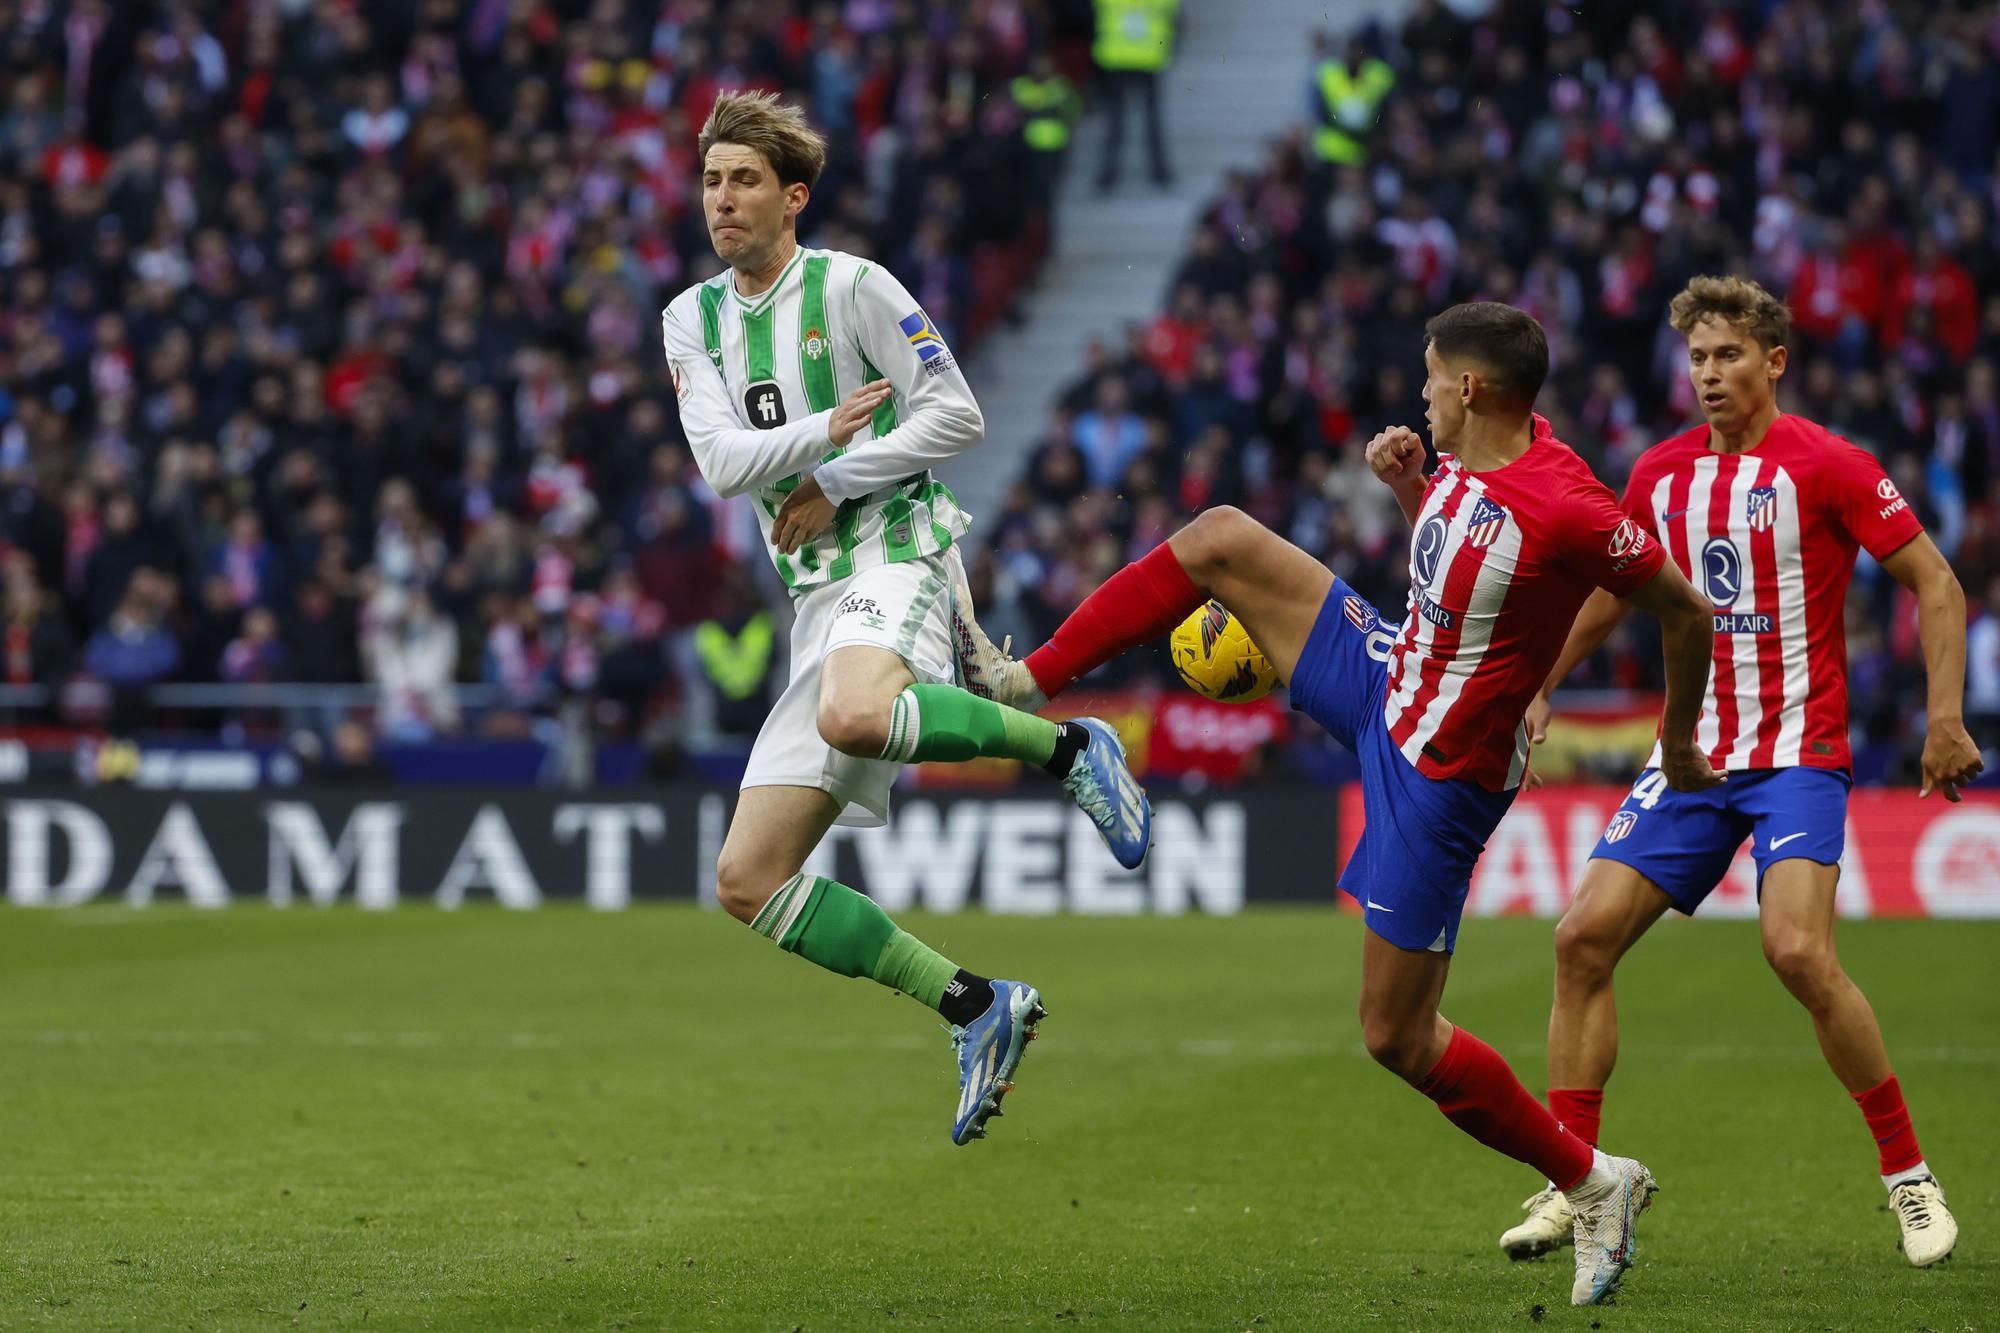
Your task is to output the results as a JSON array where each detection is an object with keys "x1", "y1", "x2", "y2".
[{"x1": 2, "y1": 1024, "x2": 1994, "y2": 1065}]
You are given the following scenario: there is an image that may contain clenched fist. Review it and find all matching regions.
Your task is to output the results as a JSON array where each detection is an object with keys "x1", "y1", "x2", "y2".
[{"x1": 1365, "y1": 426, "x2": 1427, "y2": 489}]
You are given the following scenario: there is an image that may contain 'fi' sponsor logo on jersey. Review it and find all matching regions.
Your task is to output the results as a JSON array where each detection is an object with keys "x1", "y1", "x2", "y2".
[
  {"x1": 1603, "y1": 809, "x2": 1638, "y2": 843},
  {"x1": 1464, "y1": 496, "x2": 1507, "y2": 549},
  {"x1": 1746, "y1": 485, "x2": 1777, "y2": 533}
]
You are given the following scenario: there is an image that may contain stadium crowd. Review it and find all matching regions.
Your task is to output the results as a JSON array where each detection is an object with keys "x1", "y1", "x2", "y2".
[
  {"x1": 3, "y1": 0, "x2": 1999, "y2": 783},
  {"x1": 972, "y1": 0, "x2": 2000, "y2": 781},
  {"x1": 0, "y1": 0, "x2": 1090, "y2": 742}
]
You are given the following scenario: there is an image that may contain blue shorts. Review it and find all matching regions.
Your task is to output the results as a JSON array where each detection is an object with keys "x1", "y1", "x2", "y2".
[
  {"x1": 1589, "y1": 766, "x2": 1851, "y2": 913},
  {"x1": 1287, "y1": 579, "x2": 1516, "y2": 954}
]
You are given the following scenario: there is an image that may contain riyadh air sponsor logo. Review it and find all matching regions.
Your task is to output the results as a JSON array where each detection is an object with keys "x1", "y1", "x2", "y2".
[
  {"x1": 1415, "y1": 593, "x2": 1455, "y2": 629},
  {"x1": 1603, "y1": 809, "x2": 1639, "y2": 843},
  {"x1": 1701, "y1": 537, "x2": 1742, "y2": 607},
  {"x1": 1413, "y1": 514, "x2": 1450, "y2": 589}
]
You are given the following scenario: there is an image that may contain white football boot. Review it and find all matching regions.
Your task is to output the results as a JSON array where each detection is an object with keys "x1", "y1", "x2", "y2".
[
  {"x1": 949, "y1": 565, "x2": 1046, "y2": 711},
  {"x1": 1565, "y1": 1151, "x2": 1658, "y2": 1306},
  {"x1": 1499, "y1": 1183, "x2": 1575, "y2": 1260},
  {"x1": 1891, "y1": 1177, "x2": 1958, "y2": 1267}
]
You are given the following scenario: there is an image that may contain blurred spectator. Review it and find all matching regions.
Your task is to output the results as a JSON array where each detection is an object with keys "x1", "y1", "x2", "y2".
[
  {"x1": 312, "y1": 719, "x2": 396, "y2": 785},
  {"x1": 363, "y1": 585, "x2": 458, "y2": 741},
  {"x1": 83, "y1": 571, "x2": 179, "y2": 736},
  {"x1": 3, "y1": 579, "x2": 74, "y2": 695},
  {"x1": 220, "y1": 607, "x2": 288, "y2": 685},
  {"x1": 1967, "y1": 574, "x2": 2000, "y2": 751}
]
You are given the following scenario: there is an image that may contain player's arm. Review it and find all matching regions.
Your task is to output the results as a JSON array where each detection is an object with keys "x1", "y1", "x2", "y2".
[
  {"x1": 662, "y1": 304, "x2": 886, "y2": 499},
  {"x1": 1363, "y1": 426, "x2": 1428, "y2": 525},
  {"x1": 1879, "y1": 532, "x2": 1984, "y2": 800},
  {"x1": 1528, "y1": 465, "x2": 1657, "y2": 740},
  {"x1": 1522, "y1": 589, "x2": 1633, "y2": 743},
  {"x1": 812, "y1": 265, "x2": 984, "y2": 501},
  {"x1": 1621, "y1": 560, "x2": 1721, "y2": 791},
  {"x1": 1558, "y1": 484, "x2": 1719, "y2": 792}
]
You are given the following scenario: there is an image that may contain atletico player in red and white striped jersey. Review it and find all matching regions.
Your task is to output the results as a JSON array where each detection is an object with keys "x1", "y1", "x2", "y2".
[
  {"x1": 1494, "y1": 276, "x2": 1981, "y2": 1270},
  {"x1": 1380, "y1": 415, "x2": 1683, "y2": 792},
  {"x1": 956, "y1": 303, "x2": 1721, "y2": 1306}
]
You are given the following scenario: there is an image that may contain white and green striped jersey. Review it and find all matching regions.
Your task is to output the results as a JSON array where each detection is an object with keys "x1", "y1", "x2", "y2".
[{"x1": 661, "y1": 246, "x2": 981, "y2": 593}]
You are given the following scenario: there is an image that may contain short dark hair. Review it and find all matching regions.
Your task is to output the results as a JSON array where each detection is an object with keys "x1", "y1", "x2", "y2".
[
  {"x1": 1423, "y1": 302, "x2": 1549, "y2": 409},
  {"x1": 1668, "y1": 274, "x2": 1790, "y2": 352}
]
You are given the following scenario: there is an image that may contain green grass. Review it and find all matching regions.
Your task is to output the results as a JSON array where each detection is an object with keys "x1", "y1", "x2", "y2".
[{"x1": 1, "y1": 906, "x2": 1994, "y2": 1331}]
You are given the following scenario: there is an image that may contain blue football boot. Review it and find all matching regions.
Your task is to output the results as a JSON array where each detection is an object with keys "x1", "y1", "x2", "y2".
[
  {"x1": 1061, "y1": 717, "x2": 1152, "y2": 869},
  {"x1": 950, "y1": 981, "x2": 1046, "y2": 1145}
]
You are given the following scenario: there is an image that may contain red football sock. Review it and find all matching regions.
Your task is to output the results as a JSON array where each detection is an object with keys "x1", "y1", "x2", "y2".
[
  {"x1": 1025, "y1": 541, "x2": 1203, "y2": 699},
  {"x1": 1547, "y1": 1087, "x2": 1604, "y2": 1149},
  {"x1": 1418, "y1": 1026, "x2": 1595, "y2": 1191},
  {"x1": 1853, "y1": 1074, "x2": 1924, "y2": 1176}
]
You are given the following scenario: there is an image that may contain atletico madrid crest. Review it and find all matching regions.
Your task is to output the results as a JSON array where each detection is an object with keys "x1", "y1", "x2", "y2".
[
  {"x1": 1746, "y1": 485, "x2": 1777, "y2": 533},
  {"x1": 1465, "y1": 496, "x2": 1508, "y2": 549}
]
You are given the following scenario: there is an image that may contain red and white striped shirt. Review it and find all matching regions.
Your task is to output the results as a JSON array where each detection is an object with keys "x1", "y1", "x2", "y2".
[
  {"x1": 1384, "y1": 417, "x2": 1666, "y2": 791},
  {"x1": 1624, "y1": 415, "x2": 1923, "y2": 772}
]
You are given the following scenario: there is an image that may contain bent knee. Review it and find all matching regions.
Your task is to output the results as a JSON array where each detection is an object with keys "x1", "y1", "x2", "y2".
[
  {"x1": 1357, "y1": 1011, "x2": 1432, "y2": 1082},
  {"x1": 817, "y1": 698, "x2": 889, "y2": 757},
  {"x1": 1553, "y1": 912, "x2": 1621, "y2": 982},
  {"x1": 714, "y1": 851, "x2": 786, "y2": 924},
  {"x1": 1173, "y1": 505, "x2": 1252, "y2": 580},
  {"x1": 1764, "y1": 937, "x2": 1841, "y2": 1002}
]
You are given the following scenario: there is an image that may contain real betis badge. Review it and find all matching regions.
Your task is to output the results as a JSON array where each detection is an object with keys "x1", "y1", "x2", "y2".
[{"x1": 801, "y1": 326, "x2": 828, "y2": 360}]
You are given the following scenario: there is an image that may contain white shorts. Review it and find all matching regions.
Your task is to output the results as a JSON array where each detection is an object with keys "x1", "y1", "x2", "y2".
[{"x1": 740, "y1": 548, "x2": 963, "y2": 828}]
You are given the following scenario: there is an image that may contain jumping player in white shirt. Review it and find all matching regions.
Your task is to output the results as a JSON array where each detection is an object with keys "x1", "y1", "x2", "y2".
[{"x1": 661, "y1": 92, "x2": 1151, "y2": 1147}]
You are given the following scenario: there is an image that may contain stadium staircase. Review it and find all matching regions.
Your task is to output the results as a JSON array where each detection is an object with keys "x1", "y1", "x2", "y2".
[{"x1": 955, "y1": 0, "x2": 1406, "y2": 521}]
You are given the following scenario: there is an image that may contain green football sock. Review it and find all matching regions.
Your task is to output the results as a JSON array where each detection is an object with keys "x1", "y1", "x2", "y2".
[
  {"x1": 750, "y1": 873, "x2": 957, "y2": 1009},
  {"x1": 877, "y1": 683, "x2": 1059, "y2": 766}
]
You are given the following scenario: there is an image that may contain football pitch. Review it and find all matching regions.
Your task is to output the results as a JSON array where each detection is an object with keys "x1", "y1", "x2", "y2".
[{"x1": 2, "y1": 905, "x2": 1993, "y2": 1330}]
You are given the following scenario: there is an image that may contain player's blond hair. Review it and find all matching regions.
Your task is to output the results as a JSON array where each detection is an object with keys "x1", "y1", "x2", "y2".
[
  {"x1": 1668, "y1": 275, "x2": 1791, "y2": 352},
  {"x1": 698, "y1": 90, "x2": 827, "y2": 189}
]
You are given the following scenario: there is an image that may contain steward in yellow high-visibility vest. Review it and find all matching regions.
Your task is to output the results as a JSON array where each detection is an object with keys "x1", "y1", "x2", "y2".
[
  {"x1": 1094, "y1": 0, "x2": 1179, "y2": 190},
  {"x1": 1011, "y1": 67, "x2": 1081, "y2": 155},
  {"x1": 693, "y1": 609, "x2": 775, "y2": 735},
  {"x1": 1093, "y1": 0, "x2": 1177, "y2": 72},
  {"x1": 1313, "y1": 40, "x2": 1395, "y2": 166}
]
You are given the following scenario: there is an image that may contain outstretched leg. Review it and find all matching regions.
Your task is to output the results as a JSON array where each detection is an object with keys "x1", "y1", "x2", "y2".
[
  {"x1": 986, "y1": 506, "x2": 1335, "y2": 708},
  {"x1": 822, "y1": 640, "x2": 1150, "y2": 869}
]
